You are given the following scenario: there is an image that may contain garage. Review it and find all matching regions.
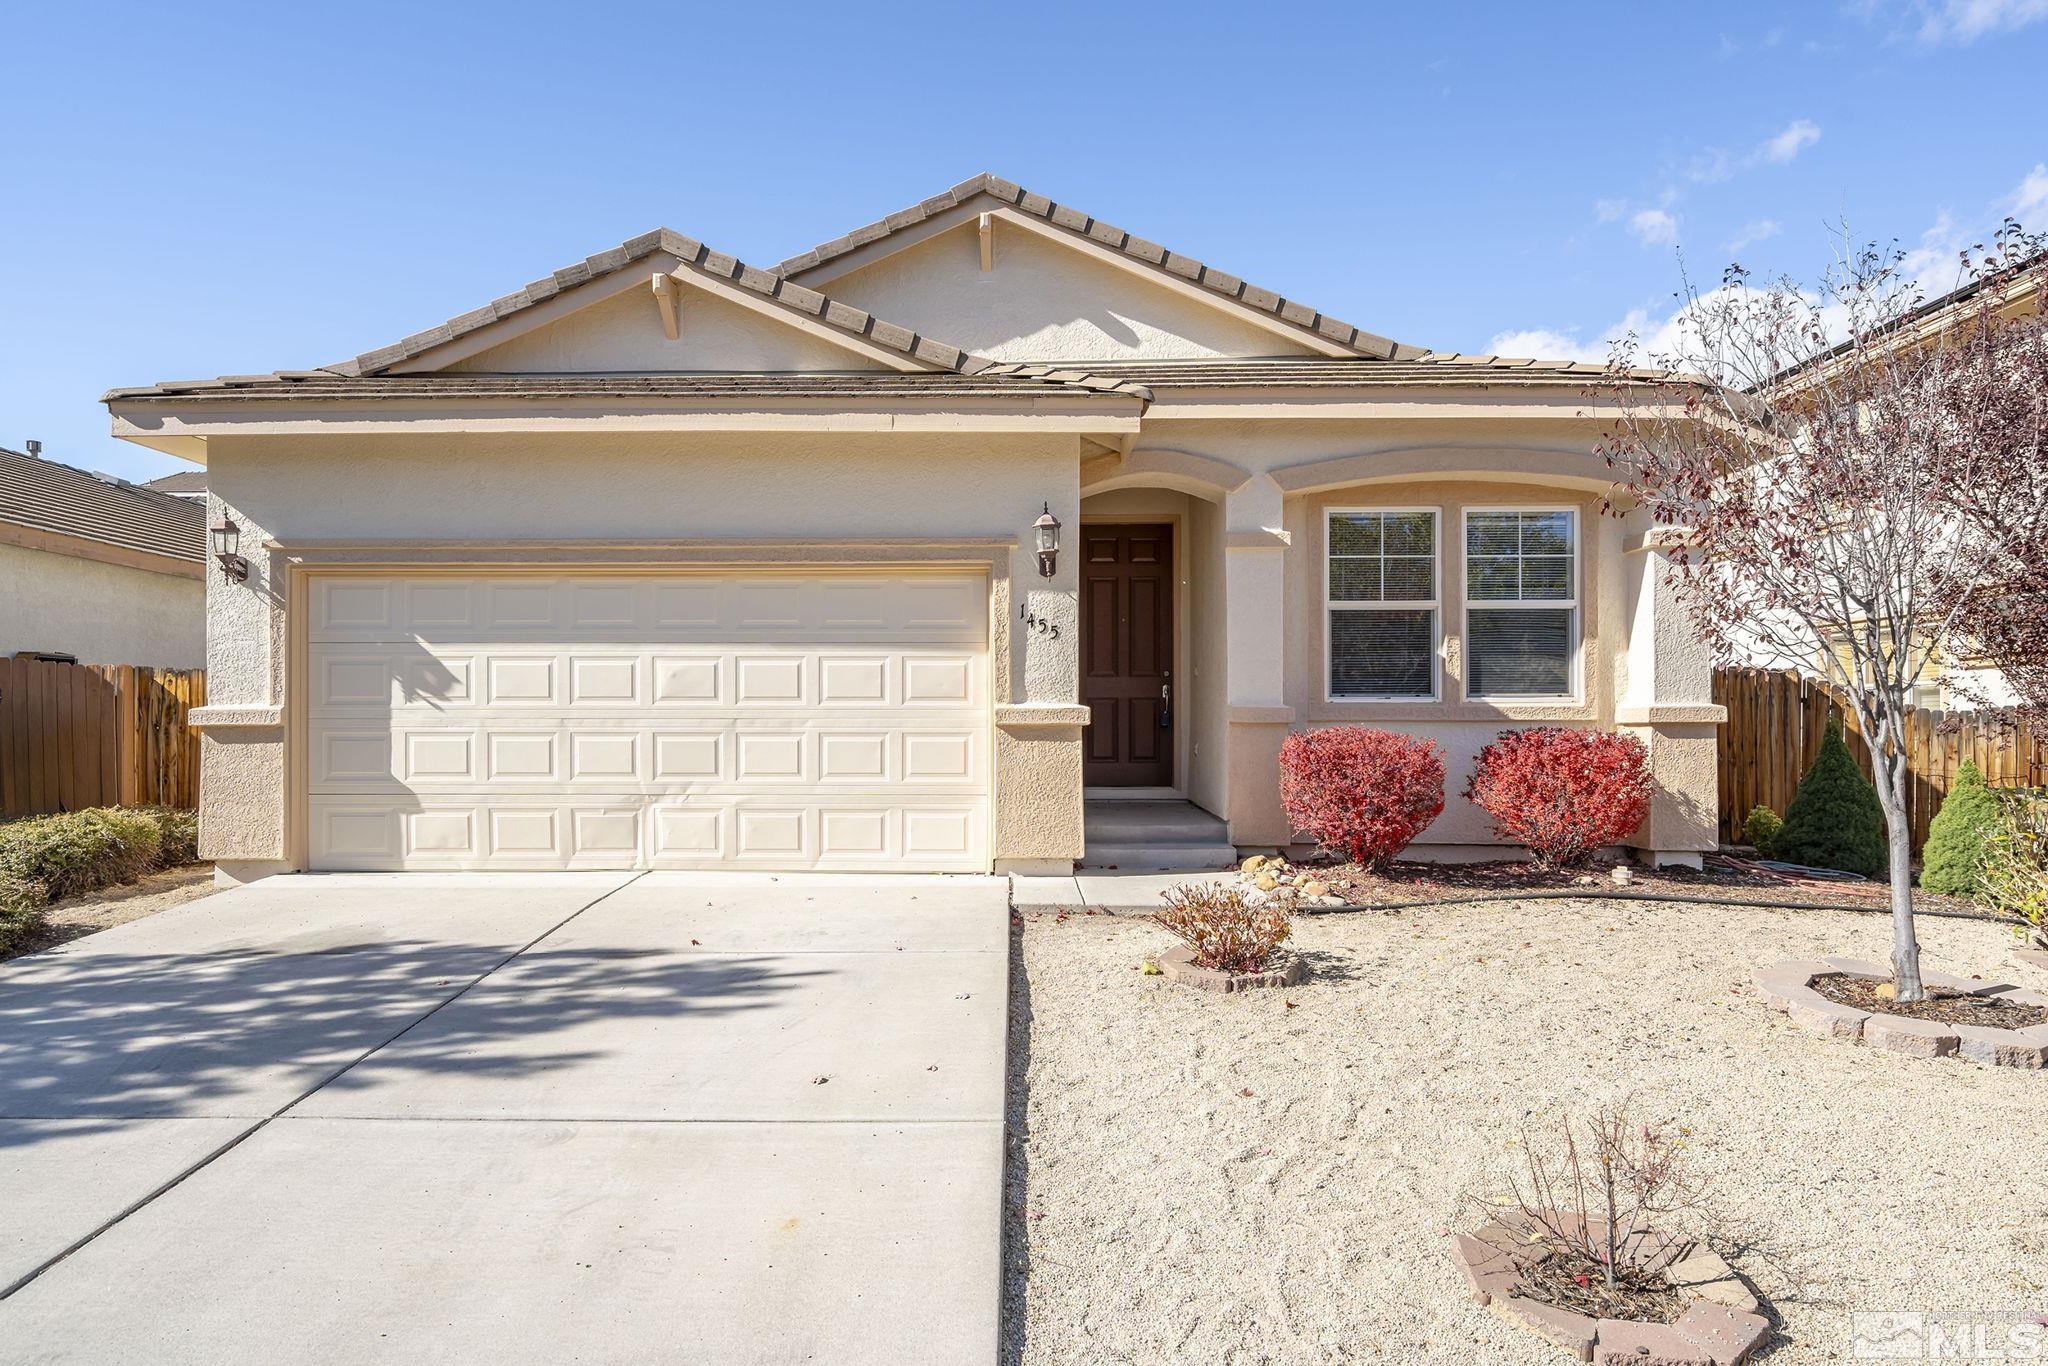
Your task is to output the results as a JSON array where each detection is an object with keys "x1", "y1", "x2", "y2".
[{"x1": 304, "y1": 570, "x2": 991, "y2": 872}]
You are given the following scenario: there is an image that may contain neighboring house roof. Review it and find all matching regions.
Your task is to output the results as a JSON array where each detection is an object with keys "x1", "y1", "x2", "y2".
[
  {"x1": 0, "y1": 445, "x2": 205, "y2": 567},
  {"x1": 1767, "y1": 250, "x2": 2047, "y2": 394},
  {"x1": 322, "y1": 228, "x2": 1042, "y2": 381},
  {"x1": 141, "y1": 470, "x2": 207, "y2": 495},
  {"x1": 772, "y1": 173, "x2": 1426, "y2": 362}
]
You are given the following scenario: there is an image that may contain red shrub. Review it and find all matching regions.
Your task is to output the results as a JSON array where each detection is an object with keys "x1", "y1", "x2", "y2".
[
  {"x1": 1463, "y1": 728, "x2": 1652, "y2": 868},
  {"x1": 1278, "y1": 727, "x2": 1446, "y2": 869}
]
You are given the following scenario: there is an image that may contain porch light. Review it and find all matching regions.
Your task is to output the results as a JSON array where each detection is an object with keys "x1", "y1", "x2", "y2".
[
  {"x1": 211, "y1": 517, "x2": 250, "y2": 582},
  {"x1": 1034, "y1": 503, "x2": 1061, "y2": 578}
]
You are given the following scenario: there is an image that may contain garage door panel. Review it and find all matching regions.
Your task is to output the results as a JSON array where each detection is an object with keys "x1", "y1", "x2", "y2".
[
  {"x1": 307, "y1": 572, "x2": 989, "y2": 872},
  {"x1": 310, "y1": 576, "x2": 988, "y2": 644}
]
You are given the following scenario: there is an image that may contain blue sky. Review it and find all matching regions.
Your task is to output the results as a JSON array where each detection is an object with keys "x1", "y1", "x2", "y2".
[{"x1": 4, "y1": 0, "x2": 2044, "y2": 484}]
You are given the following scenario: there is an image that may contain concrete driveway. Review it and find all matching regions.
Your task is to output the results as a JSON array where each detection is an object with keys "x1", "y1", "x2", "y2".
[{"x1": 0, "y1": 871, "x2": 1009, "y2": 1364}]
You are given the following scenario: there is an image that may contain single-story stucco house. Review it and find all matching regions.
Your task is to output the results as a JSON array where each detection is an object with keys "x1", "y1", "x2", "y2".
[
  {"x1": 102, "y1": 174, "x2": 1721, "y2": 884},
  {"x1": 0, "y1": 443, "x2": 205, "y2": 668}
]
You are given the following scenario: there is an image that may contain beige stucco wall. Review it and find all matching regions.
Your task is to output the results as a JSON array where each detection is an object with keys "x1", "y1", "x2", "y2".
[
  {"x1": 0, "y1": 540, "x2": 204, "y2": 667},
  {"x1": 821, "y1": 220, "x2": 1322, "y2": 363},
  {"x1": 197, "y1": 429, "x2": 1086, "y2": 874},
  {"x1": 445, "y1": 283, "x2": 892, "y2": 374}
]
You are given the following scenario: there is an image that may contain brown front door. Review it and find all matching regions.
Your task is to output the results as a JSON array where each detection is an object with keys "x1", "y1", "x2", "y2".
[{"x1": 1082, "y1": 523, "x2": 1174, "y2": 787}]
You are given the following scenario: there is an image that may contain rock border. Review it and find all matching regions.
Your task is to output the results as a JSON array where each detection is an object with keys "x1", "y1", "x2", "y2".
[
  {"x1": 1152, "y1": 944, "x2": 1305, "y2": 993},
  {"x1": 1757, "y1": 957, "x2": 2048, "y2": 1067},
  {"x1": 2014, "y1": 946, "x2": 2048, "y2": 975},
  {"x1": 1451, "y1": 1220, "x2": 1769, "y2": 1364}
]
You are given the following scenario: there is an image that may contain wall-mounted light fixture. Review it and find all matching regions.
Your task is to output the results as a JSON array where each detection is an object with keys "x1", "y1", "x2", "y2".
[
  {"x1": 211, "y1": 517, "x2": 250, "y2": 582},
  {"x1": 1034, "y1": 503, "x2": 1061, "y2": 578}
]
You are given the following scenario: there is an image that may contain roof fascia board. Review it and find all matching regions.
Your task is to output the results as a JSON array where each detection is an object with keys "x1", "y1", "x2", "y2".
[
  {"x1": 659, "y1": 261, "x2": 935, "y2": 373},
  {"x1": 796, "y1": 198, "x2": 1362, "y2": 360},
  {"x1": 987, "y1": 209, "x2": 1358, "y2": 358},
  {"x1": 0, "y1": 518, "x2": 204, "y2": 578},
  {"x1": 385, "y1": 254, "x2": 683, "y2": 374},
  {"x1": 1138, "y1": 393, "x2": 1608, "y2": 421},
  {"x1": 108, "y1": 402, "x2": 1142, "y2": 439},
  {"x1": 784, "y1": 200, "x2": 992, "y2": 287}
]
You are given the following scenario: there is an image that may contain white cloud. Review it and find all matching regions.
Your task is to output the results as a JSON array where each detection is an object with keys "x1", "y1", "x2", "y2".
[
  {"x1": 1761, "y1": 119, "x2": 1821, "y2": 164},
  {"x1": 1630, "y1": 209, "x2": 1680, "y2": 246},
  {"x1": 2011, "y1": 163, "x2": 2048, "y2": 221},
  {"x1": 1727, "y1": 219, "x2": 1783, "y2": 253},
  {"x1": 1918, "y1": 0, "x2": 2048, "y2": 43},
  {"x1": 1483, "y1": 328, "x2": 1607, "y2": 364},
  {"x1": 1594, "y1": 198, "x2": 1628, "y2": 223}
]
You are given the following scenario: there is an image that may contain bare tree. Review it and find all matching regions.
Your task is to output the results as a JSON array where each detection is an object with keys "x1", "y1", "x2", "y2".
[{"x1": 1595, "y1": 231, "x2": 2038, "y2": 1001}]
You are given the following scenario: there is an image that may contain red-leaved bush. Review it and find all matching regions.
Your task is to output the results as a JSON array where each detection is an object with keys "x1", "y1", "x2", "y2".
[
  {"x1": 1278, "y1": 727, "x2": 1446, "y2": 869},
  {"x1": 1463, "y1": 728, "x2": 1652, "y2": 868}
]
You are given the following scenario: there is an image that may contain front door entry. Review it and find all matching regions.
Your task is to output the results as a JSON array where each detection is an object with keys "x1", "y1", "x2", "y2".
[{"x1": 1081, "y1": 523, "x2": 1174, "y2": 787}]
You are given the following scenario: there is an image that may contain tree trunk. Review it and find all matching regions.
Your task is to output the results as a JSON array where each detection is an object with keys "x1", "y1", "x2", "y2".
[{"x1": 1877, "y1": 759, "x2": 1925, "y2": 1002}]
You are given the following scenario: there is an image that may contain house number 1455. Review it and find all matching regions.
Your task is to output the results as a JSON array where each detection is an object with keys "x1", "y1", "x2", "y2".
[{"x1": 1019, "y1": 605, "x2": 1060, "y2": 638}]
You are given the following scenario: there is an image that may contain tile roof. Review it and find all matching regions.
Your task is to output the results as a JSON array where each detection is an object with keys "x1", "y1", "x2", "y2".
[
  {"x1": 323, "y1": 228, "x2": 1058, "y2": 382},
  {"x1": 0, "y1": 446, "x2": 205, "y2": 563},
  {"x1": 905, "y1": 356, "x2": 1677, "y2": 390},
  {"x1": 103, "y1": 370, "x2": 1154, "y2": 403},
  {"x1": 140, "y1": 469, "x2": 207, "y2": 493},
  {"x1": 772, "y1": 173, "x2": 1428, "y2": 362}
]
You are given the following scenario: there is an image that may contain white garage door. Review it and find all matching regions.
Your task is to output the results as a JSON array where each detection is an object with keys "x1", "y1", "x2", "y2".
[{"x1": 305, "y1": 571, "x2": 990, "y2": 872}]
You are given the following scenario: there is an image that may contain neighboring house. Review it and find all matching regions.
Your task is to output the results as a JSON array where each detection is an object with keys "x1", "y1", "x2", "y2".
[
  {"x1": 102, "y1": 173, "x2": 1720, "y2": 882},
  {"x1": 1762, "y1": 252, "x2": 2045, "y2": 712},
  {"x1": 141, "y1": 469, "x2": 208, "y2": 502},
  {"x1": 0, "y1": 443, "x2": 205, "y2": 667}
]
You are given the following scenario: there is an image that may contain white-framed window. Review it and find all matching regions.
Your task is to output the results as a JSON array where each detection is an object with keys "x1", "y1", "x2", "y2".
[
  {"x1": 1462, "y1": 507, "x2": 1580, "y2": 699},
  {"x1": 1325, "y1": 508, "x2": 1439, "y2": 700}
]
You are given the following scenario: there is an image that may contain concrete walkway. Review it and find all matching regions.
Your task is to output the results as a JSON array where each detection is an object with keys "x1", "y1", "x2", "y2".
[
  {"x1": 1010, "y1": 869, "x2": 1236, "y2": 915},
  {"x1": 0, "y1": 871, "x2": 1009, "y2": 1365}
]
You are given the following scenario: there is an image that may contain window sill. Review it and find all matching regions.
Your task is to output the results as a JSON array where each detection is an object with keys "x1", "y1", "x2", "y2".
[{"x1": 1307, "y1": 700, "x2": 1598, "y2": 724}]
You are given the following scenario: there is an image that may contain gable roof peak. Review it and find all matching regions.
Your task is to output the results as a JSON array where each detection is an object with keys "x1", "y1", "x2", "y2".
[
  {"x1": 773, "y1": 174, "x2": 1426, "y2": 362},
  {"x1": 325, "y1": 224, "x2": 1016, "y2": 381}
]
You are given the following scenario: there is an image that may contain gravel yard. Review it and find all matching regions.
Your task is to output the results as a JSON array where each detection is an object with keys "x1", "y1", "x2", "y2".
[{"x1": 1003, "y1": 899, "x2": 2047, "y2": 1365}]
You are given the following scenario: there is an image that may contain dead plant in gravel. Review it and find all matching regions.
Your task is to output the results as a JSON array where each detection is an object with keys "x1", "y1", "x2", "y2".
[
  {"x1": 1472, "y1": 1104, "x2": 1711, "y2": 1323},
  {"x1": 1152, "y1": 882, "x2": 1291, "y2": 973}
]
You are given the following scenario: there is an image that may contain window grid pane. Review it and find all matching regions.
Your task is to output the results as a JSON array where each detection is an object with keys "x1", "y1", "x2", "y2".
[{"x1": 1328, "y1": 512, "x2": 1436, "y2": 605}]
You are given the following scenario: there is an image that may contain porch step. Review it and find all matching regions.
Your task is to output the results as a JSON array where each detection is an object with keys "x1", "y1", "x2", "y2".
[{"x1": 1081, "y1": 800, "x2": 1237, "y2": 872}]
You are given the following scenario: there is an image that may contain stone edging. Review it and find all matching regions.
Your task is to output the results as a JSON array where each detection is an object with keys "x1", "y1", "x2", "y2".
[
  {"x1": 2014, "y1": 946, "x2": 2048, "y2": 974},
  {"x1": 1451, "y1": 1221, "x2": 1768, "y2": 1363},
  {"x1": 1152, "y1": 944, "x2": 1305, "y2": 993},
  {"x1": 1757, "y1": 957, "x2": 2048, "y2": 1067}
]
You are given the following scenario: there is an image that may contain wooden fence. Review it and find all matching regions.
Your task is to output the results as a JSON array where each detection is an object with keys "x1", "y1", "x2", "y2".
[
  {"x1": 1715, "y1": 666, "x2": 2048, "y2": 854},
  {"x1": 0, "y1": 658, "x2": 205, "y2": 817}
]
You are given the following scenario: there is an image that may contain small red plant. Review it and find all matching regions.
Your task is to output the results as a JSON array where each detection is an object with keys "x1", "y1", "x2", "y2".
[
  {"x1": 1279, "y1": 727, "x2": 1446, "y2": 869},
  {"x1": 1464, "y1": 727, "x2": 1652, "y2": 868}
]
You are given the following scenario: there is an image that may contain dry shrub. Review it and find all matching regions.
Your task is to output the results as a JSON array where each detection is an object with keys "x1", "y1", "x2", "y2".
[
  {"x1": 1472, "y1": 1103, "x2": 1709, "y2": 1321},
  {"x1": 1152, "y1": 882, "x2": 1291, "y2": 973}
]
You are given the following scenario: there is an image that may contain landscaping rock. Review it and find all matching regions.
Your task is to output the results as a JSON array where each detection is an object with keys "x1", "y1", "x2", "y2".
[
  {"x1": 1953, "y1": 1022, "x2": 2048, "y2": 1068},
  {"x1": 1667, "y1": 1250, "x2": 1760, "y2": 1313},
  {"x1": 1593, "y1": 1318, "x2": 1711, "y2": 1365},
  {"x1": 1253, "y1": 874, "x2": 1279, "y2": 892},
  {"x1": 1449, "y1": 1233, "x2": 1518, "y2": 1305},
  {"x1": 1783, "y1": 995, "x2": 1867, "y2": 1040},
  {"x1": 1241, "y1": 855, "x2": 1267, "y2": 874},
  {"x1": 1301, "y1": 881, "x2": 1329, "y2": 898},
  {"x1": 1860, "y1": 1013, "x2": 1959, "y2": 1058},
  {"x1": 1153, "y1": 944, "x2": 1305, "y2": 993},
  {"x1": 1672, "y1": 1302, "x2": 1772, "y2": 1364},
  {"x1": 1610, "y1": 865, "x2": 1635, "y2": 887},
  {"x1": 2013, "y1": 946, "x2": 2048, "y2": 973},
  {"x1": 1491, "y1": 1296, "x2": 1596, "y2": 1362}
]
